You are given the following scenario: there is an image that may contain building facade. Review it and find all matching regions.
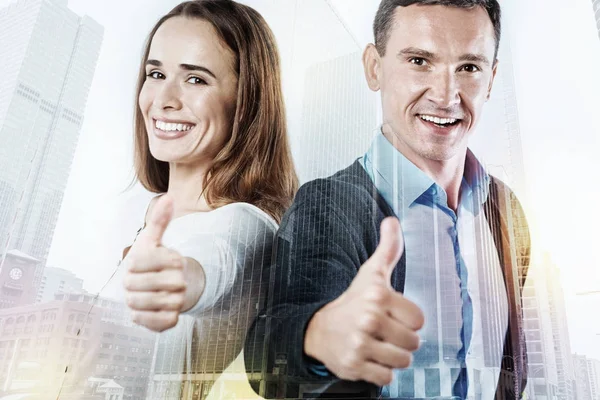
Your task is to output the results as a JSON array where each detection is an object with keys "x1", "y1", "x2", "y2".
[
  {"x1": 0, "y1": 0, "x2": 103, "y2": 290},
  {"x1": 573, "y1": 354, "x2": 600, "y2": 400},
  {"x1": 36, "y1": 266, "x2": 84, "y2": 304},
  {"x1": 0, "y1": 292, "x2": 156, "y2": 400},
  {"x1": 0, "y1": 250, "x2": 40, "y2": 309},
  {"x1": 295, "y1": 51, "x2": 377, "y2": 184}
]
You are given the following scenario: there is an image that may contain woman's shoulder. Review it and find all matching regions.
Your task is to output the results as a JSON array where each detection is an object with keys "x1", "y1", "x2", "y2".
[
  {"x1": 169, "y1": 202, "x2": 278, "y2": 236},
  {"x1": 213, "y1": 202, "x2": 278, "y2": 229}
]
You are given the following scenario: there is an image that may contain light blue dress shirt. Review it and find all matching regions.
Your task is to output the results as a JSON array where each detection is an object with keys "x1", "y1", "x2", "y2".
[{"x1": 359, "y1": 132, "x2": 509, "y2": 399}]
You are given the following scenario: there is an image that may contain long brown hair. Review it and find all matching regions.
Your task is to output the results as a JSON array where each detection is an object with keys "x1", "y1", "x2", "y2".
[{"x1": 133, "y1": 0, "x2": 298, "y2": 222}]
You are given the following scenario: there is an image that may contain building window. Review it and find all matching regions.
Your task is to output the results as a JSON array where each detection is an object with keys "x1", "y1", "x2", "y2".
[{"x1": 425, "y1": 369, "x2": 441, "y2": 397}]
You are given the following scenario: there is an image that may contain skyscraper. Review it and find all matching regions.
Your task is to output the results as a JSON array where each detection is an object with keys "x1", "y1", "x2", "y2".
[
  {"x1": 0, "y1": 0, "x2": 103, "y2": 290},
  {"x1": 523, "y1": 253, "x2": 577, "y2": 400},
  {"x1": 545, "y1": 256, "x2": 576, "y2": 399},
  {"x1": 593, "y1": 0, "x2": 600, "y2": 40},
  {"x1": 573, "y1": 354, "x2": 600, "y2": 400},
  {"x1": 296, "y1": 51, "x2": 377, "y2": 184}
]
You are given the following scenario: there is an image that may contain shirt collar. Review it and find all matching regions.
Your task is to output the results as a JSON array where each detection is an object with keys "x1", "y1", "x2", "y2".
[
  {"x1": 463, "y1": 148, "x2": 491, "y2": 205},
  {"x1": 363, "y1": 132, "x2": 434, "y2": 218},
  {"x1": 362, "y1": 131, "x2": 490, "y2": 217}
]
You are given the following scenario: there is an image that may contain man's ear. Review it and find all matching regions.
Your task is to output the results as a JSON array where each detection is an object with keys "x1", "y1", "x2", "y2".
[
  {"x1": 363, "y1": 43, "x2": 382, "y2": 92},
  {"x1": 487, "y1": 59, "x2": 499, "y2": 101}
]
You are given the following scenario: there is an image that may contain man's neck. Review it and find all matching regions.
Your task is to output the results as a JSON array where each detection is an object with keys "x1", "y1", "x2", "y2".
[{"x1": 384, "y1": 131, "x2": 466, "y2": 212}]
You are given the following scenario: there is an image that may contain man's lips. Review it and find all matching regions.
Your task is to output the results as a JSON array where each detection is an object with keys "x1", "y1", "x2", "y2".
[
  {"x1": 417, "y1": 114, "x2": 462, "y2": 127},
  {"x1": 416, "y1": 114, "x2": 463, "y2": 135}
]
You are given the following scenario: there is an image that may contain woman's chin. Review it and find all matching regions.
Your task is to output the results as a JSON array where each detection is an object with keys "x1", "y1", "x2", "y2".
[{"x1": 149, "y1": 149, "x2": 181, "y2": 164}]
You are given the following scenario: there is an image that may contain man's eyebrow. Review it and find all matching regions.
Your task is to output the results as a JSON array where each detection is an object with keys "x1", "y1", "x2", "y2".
[
  {"x1": 145, "y1": 59, "x2": 217, "y2": 78},
  {"x1": 458, "y1": 53, "x2": 491, "y2": 66},
  {"x1": 397, "y1": 47, "x2": 438, "y2": 60}
]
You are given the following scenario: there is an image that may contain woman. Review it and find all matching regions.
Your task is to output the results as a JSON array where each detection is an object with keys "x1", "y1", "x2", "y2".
[{"x1": 121, "y1": 0, "x2": 297, "y2": 397}]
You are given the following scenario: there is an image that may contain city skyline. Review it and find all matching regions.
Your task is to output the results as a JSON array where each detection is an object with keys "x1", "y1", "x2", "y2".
[{"x1": 0, "y1": 0, "x2": 599, "y2": 398}]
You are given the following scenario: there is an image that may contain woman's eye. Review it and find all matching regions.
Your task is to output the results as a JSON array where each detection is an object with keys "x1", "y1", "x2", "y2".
[
  {"x1": 187, "y1": 76, "x2": 207, "y2": 85},
  {"x1": 146, "y1": 71, "x2": 165, "y2": 79}
]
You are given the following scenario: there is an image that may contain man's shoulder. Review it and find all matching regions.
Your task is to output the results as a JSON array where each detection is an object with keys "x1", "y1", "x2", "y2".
[
  {"x1": 294, "y1": 160, "x2": 375, "y2": 205},
  {"x1": 487, "y1": 175, "x2": 525, "y2": 213}
]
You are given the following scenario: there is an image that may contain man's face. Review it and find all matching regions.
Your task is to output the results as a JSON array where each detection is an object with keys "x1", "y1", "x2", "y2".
[{"x1": 364, "y1": 5, "x2": 498, "y2": 164}]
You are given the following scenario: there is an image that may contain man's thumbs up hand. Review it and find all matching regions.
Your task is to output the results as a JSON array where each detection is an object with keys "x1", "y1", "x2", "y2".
[
  {"x1": 122, "y1": 195, "x2": 188, "y2": 332},
  {"x1": 356, "y1": 217, "x2": 404, "y2": 288},
  {"x1": 303, "y1": 217, "x2": 424, "y2": 386}
]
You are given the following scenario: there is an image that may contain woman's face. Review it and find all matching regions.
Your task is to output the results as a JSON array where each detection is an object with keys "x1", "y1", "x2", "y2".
[{"x1": 139, "y1": 16, "x2": 238, "y2": 166}]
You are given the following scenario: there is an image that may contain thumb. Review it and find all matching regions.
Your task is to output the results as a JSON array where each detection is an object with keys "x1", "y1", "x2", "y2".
[
  {"x1": 144, "y1": 194, "x2": 174, "y2": 245},
  {"x1": 371, "y1": 217, "x2": 404, "y2": 279}
]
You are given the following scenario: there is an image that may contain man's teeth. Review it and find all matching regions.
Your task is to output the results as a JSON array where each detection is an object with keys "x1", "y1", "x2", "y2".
[
  {"x1": 419, "y1": 115, "x2": 458, "y2": 125},
  {"x1": 155, "y1": 120, "x2": 194, "y2": 132}
]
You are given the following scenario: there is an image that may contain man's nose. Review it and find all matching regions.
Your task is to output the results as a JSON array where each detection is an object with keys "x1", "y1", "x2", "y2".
[{"x1": 426, "y1": 69, "x2": 460, "y2": 109}]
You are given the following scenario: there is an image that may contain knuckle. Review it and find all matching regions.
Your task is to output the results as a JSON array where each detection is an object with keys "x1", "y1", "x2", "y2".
[
  {"x1": 169, "y1": 249, "x2": 183, "y2": 260},
  {"x1": 343, "y1": 342, "x2": 363, "y2": 368},
  {"x1": 339, "y1": 354, "x2": 353, "y2": 371},
  {"x1": 336, "y1": 368, "x2": 358, "y2": 382},
  {"x1": 406, "y1": 332, "x2": 420, "y2": 351},
  {"x1": 125, "y1": 295, "x2": 136, "y2": 309},
  {"x1": 124, "y1": 255, "x2": 138, "y2": 270},
  {"x1": 414, "y1": 310, "x2": 425, "y2": 330},
  {"x1": 358, "y1": 313, "x2": 380, "y2": 334},
  {"x1": 397, "y1": 351, "x2": 413, "y2": 368},
  {"x1": 377, "y1": 370, "x2": 393, "y2": 386},
  {"x1": 122, "y1": 275, "x2": 134, "y2": 291},
  {"x1": 165, "y1": 312, "x2": 179, "y2": 328},
  {"x1": 173, "y1": 296, "x2": 184, "y2": 310},
  {"x1": 364, "y1": 288, "x2": 387, "y2": 305}
]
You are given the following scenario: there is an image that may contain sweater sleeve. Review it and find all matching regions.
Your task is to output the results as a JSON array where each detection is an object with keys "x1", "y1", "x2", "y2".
[
  {"x1": 157, "y1": 205, "x2": 276, "y2": 376},
  {"x1": 244, "y1": 180, "x2": 374, "y2": 397},
  {"x1": 175, "y1": 205, "x2": 276, "y2": 319}
]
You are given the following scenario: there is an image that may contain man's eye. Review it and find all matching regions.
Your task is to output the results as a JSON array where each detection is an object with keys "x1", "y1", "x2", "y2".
[
  {"x1": 186, "y1": 77, "x2": 207, "y2": 85},
  {"x1": 461, "y1": 64, "x2": 480, "y2": 73},
  {"x1": 146, "y1": 71, "x2": 165, "y2": 79},
  {"x1": 409, "y1": 57, "x2": 426, "y2": 66}
]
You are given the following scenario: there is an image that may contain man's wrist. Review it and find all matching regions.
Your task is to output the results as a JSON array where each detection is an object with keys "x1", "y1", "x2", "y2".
[{"x1": 304, "y1": 307, "x2": 324, "y2": 362}]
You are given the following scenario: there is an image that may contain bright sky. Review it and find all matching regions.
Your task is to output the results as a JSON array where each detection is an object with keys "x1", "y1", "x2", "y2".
[{"x1": 1, "y1": 0, "x2": 599, "y2": 362}]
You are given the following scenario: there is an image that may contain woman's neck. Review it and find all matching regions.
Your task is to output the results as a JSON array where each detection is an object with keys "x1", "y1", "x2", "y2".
[{"x1": 166, "y1": 161, "x2": 212, "y2": 217}]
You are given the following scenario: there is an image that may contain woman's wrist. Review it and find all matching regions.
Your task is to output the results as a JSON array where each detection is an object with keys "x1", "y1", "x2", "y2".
[{"x1": 181, "y1": 257, "x2": 206, "y2": 312}]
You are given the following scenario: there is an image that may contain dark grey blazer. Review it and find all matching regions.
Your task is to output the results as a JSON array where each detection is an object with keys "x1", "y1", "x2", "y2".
[{"x1": 245, "y1": 160, "x2": 530, "y2": 399}]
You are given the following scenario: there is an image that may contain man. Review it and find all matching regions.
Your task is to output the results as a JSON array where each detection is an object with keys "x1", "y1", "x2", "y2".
[{"x1": 245, "y1": 0, "x2": 530, "y2": 398}]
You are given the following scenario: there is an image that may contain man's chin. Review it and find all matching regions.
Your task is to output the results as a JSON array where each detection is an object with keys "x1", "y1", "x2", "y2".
[{"x1": 411, "y1": 143, "x2": 463, "y2": 163}]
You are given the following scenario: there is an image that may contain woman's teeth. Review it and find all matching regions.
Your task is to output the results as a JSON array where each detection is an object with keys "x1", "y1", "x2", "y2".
[{"x1": 155, "y1": 120, "x2": 194, "y2": 132}]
